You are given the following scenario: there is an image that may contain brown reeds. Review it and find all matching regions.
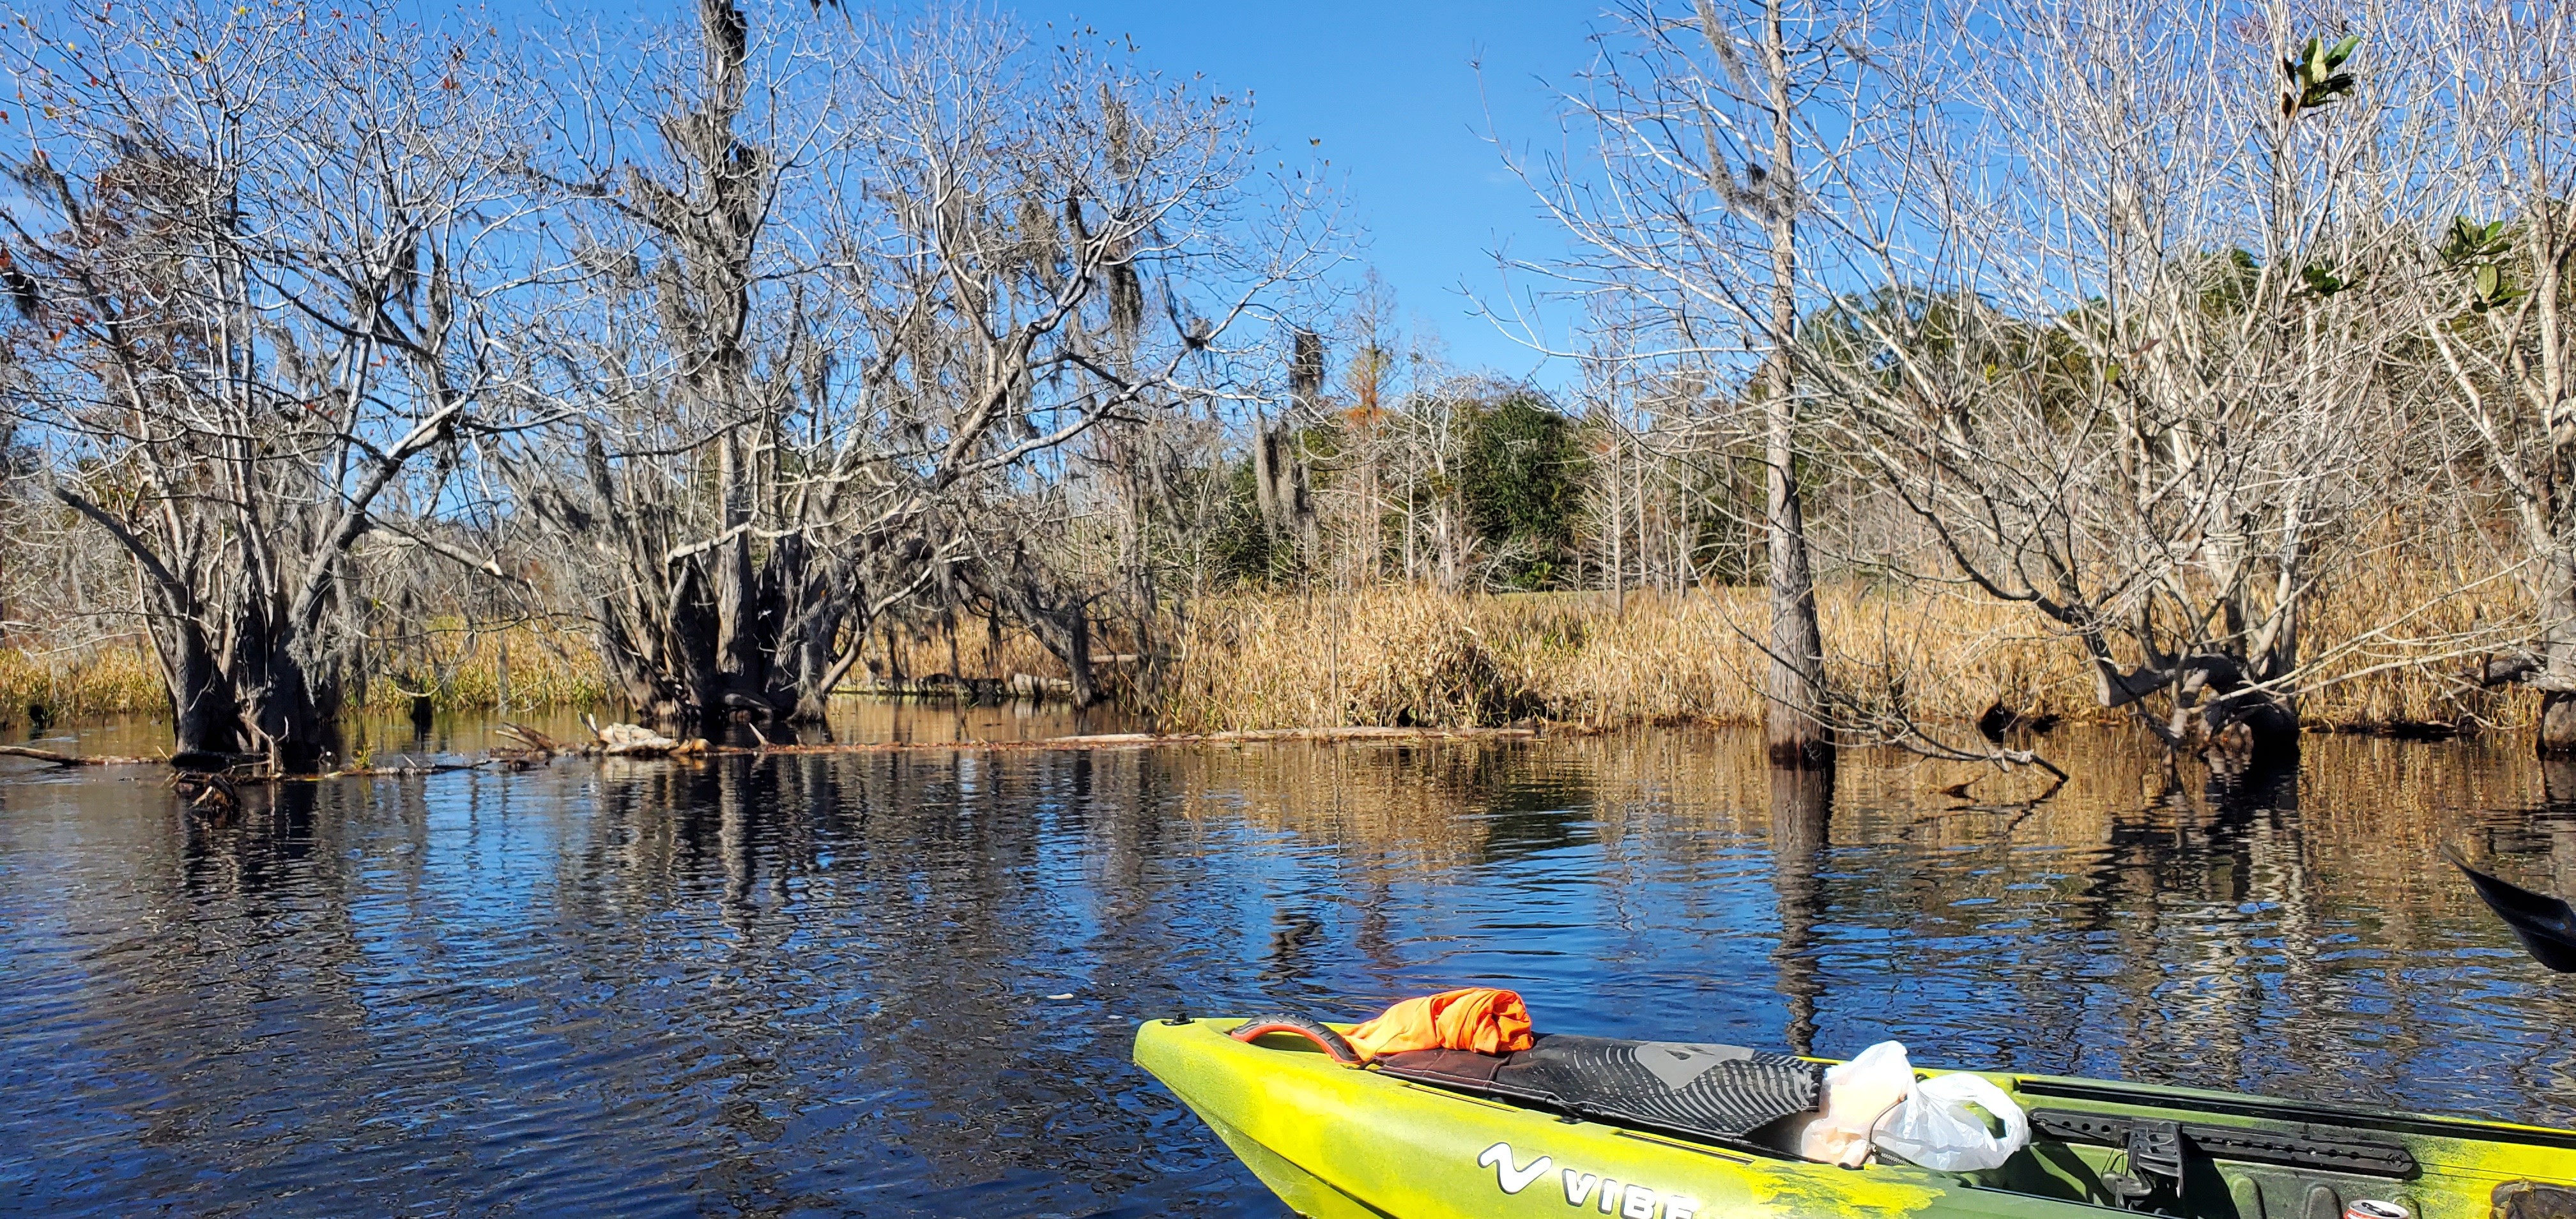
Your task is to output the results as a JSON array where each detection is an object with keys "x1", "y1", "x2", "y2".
[
  {"x1": 1153, "y1": 579, "x2": 2534, "y2": 735},
  {"x1": 363, "y1": 621, "x2": 610, "y2": 712},
  {"x1": 0, "y1": 622, "x2": 613, "y2": 731},
  {"x1": 0, "y1": 567, "x2": 2533, "y2": 739},
  {"x1": 0, "y1": 638, "x2": 165, "y2": 728}
]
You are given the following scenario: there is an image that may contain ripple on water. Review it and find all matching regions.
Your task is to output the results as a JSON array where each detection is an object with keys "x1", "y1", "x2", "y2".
[{"x1": 2, "y1": 723, "x2": 2573, "y2": 1216}]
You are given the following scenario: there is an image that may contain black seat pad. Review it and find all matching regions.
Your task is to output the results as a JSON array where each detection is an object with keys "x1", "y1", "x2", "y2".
[{"x1": 1374, "y1": 1034, "x2": 1822, "y2": 1141}]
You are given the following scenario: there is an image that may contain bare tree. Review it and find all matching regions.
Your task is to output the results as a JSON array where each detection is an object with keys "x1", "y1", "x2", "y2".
[
  {"x1": 1, "y1": 0, "x2": 538, "y2": 767},
  {"x1": 1512, "y1": 0, "x2": 1860, "y2": 765},
  {"x1": 498, "y1": 0, "x2": 855, "y2": 724},
  {"x1": 2423, "y1": 1, "x2": 2576, "y2": 752},
  {"x1": 502, "y1": 3, "x2": 1343, "y2": 721},
  {"x1": 1807, "y1": 0, "x2": 2468, "y2": 762}
]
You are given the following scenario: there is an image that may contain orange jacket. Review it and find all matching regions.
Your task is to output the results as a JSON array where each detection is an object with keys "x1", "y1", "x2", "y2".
[{"x1": 1346, "y1": 986, "x2": 1535, "y2": 1062}]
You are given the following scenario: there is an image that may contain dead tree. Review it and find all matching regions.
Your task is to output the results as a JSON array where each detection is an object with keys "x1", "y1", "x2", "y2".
[
  {"x1": 500, "y1": 4, "x2": 1344, "y2": 723},
  {"x1": 500, "y1": 0, "x2": 832, "y2": 725},
  {"x1": 1252, "y1": 329, "x2": 1326, "y2": 569},
  {"x1": 2420, "y1": 2, "x2": 2576, "y2": 753},
  {"x1": 1800, "y1": 3, "x2": 2458, "y2": 762},
  {"x1": 1511, "y1": 0, "x2": 1841, "y2": 766},
  {"x1": 0, "y1": 1, "x2": 532, "y2": 769},
  {"x1": 1748, "y1": 0, "x2": 1832, "y2": 768}
]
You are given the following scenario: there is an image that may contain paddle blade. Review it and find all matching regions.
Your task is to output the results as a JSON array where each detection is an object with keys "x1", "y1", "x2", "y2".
[{"x1": 2444, "y1": 847, "x2": 2576, "y2": 973}]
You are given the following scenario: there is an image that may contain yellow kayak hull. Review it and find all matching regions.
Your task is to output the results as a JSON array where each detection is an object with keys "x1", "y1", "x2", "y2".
[{"x1": 1133, "y1": 1017, "x2": 2576, "y2": 1219}]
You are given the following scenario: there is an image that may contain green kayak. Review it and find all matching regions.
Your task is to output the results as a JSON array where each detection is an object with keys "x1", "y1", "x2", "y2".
[{"x1": 1134, "y1": 1016, "x2": 2576, "y2": 1219}]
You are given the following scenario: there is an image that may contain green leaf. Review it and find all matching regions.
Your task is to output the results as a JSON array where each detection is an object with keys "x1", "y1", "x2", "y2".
[
  {"x1": 2478, "y1": 264, "x2": 2501, "y2": 296},
  {"x1": 2327, "y1": 34, "x2": 2361, "y2": 67},
  {"x1": 2443, "y1": 216, "x2": 2478, "y2": 263}
]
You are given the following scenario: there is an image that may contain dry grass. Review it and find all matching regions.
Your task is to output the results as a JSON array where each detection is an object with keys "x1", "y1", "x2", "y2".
[
  {"x1": 359, "y1": 621, "x2": 611, "y2": 712},
  {"x1": 1154, "y1": 579, "x2": 2535, "y2": 734},
  {"x1": 1, "y1": 562, "x2": 2529, "y2": 736},
  {"x1": 853, "y1": 617, "x2": 1064, "y2": 686},
  {"x1": 0, "y1": 622, "x2": 612, "y2": 729},
  {"x1": 0, "y1": 637, "x2": 166, "y2": 727}
]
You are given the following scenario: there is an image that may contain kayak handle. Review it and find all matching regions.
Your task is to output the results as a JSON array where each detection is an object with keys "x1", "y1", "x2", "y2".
[{"x1": 1229, "y1": 1014, "x2": 1364, "y2": 1066}]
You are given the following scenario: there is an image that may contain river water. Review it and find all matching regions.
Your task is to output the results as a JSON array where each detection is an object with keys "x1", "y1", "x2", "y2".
[{"x1": 3, "y1": 708, "x2": 2573, "y2": 1216}]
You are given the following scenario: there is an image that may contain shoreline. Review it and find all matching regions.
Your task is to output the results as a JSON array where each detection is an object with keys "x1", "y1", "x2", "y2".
[{"x1": 0, "y1": 584, "x2": 2534, "y2": 744}]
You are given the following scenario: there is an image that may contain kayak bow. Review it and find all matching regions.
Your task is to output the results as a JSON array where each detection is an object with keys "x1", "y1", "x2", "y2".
[{"x1": 1134, "y1": 1016, "x2": 2576, "y2": 1219}]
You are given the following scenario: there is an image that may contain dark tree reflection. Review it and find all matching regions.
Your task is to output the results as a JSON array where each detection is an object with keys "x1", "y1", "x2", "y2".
[{"x1": 1768, "y1": 764, "x2": 1834, "y2": 1057}]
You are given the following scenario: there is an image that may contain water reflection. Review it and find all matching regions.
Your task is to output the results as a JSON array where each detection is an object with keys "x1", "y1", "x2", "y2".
[
  {"x1": 1770, "y1": 765, "x2": 1832, "y2": 1057},
  {"x1": 1, "y1": 722, "x2": 2572, "y2": 1216}
]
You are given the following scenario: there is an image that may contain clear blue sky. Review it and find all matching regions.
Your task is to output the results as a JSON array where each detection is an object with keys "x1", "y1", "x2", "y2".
[{"x1": 1038, "y1": 1, "x2": 1602, "y2": 385}]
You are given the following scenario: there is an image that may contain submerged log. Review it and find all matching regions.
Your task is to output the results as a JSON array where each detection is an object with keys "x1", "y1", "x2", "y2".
[
  {"x1": 740, "y1": 724, "x2": 1540, "y2": 755},
  {"x1": 6, "y1": 722, "x2": 1537, "y2": 787},
  {"x1": 172, "y1": 771, "x2": 241, "y2": 819},
  {"x1": 0, "y1": 744, "x2": 165, "y2": 766}
]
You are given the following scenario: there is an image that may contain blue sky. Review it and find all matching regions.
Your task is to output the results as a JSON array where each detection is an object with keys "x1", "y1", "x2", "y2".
[
  {"x1": 1038, "y1": 1, "x2": 1604, "y2": 384},
  {"x1": 495, "y1": 0, "x2": 1608, "y2": 383}
]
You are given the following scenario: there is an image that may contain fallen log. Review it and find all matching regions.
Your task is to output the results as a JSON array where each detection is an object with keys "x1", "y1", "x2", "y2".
[
  {"x1": 496, "y1": 722, "x2": 570, "y2": 753},
  {"x1": 738, "y1": 724, "x2": 1539, "y2": 755},
  {"x1": 590, "y1": 718, "x2": 709, "y2": 756},
  {"x1": 4, "y1": 722, "x2": 1537, "y2": 779},
  {"x1": 312, "y1": 756, "x2": 500, "y2": 779},
  {"x1": 0, "y1": 744, "x2": 165, "y2": 766}
]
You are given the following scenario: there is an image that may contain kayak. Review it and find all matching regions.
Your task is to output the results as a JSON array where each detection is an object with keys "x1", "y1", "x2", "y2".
[{"x1": 1133, "y1": 1015, "x2": 2576, "y2": 1219}]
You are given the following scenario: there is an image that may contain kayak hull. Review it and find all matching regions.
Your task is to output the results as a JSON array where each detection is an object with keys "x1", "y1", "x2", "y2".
[{"x1": 1134, "y1": 1017, "x2": 2576, "y2": 1219}]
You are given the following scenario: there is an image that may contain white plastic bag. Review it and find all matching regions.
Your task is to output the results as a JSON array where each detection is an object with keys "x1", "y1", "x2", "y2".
[
  {"x1": 1798, "y1": 1041, "x2": 1917, "y2": 1167},
  {"x1": 1873, "y1": 1071, "x2": 2030, "y2": 1172}
]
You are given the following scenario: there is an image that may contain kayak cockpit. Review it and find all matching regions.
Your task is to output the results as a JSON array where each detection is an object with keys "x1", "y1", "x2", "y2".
[
  {"x1": 1199, "y1": 1018, "x2": 2576, "y2": 1219},
  {"x1": 1371, "y1": 1035, "x2": 1826, "y2": 1150}
]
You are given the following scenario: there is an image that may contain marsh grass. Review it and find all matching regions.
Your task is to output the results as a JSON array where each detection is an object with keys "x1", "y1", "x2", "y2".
[
  {"x1": 1153, "y1": 579, "x2": 2531, "y2": 734},
  {"x1": 0, "y1": 622, "x2": 611, "y2": 730},
  {"x1": 362, "y1": 620, "x2": 611, "y2": 712},
  {"x1": 0, "y1": 638, "x2": 165, "y2": 728},
  {"x1": 1, "y1": 567, "x2": 2529, "y2": 736}
]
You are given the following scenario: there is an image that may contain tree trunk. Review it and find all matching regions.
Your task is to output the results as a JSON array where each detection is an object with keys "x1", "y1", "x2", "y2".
[
  {"x1": 1759, "y1": 0, "x2": 1831, "y2": 769},
  {"x1": 1065, "y1": 605, "x2": 1098, "y2": 709},
  {"x1": 715, "y1": 433, "x2": 760, "y2": 697},
  {"x1": 668, "y1": 562, "x2": 731, "y2": 726},
  {"x1": 1289, "y1": 329, "x2": 1325, "y2": 563},
  {"x1": 1609, "y1": 447, "x2": 1626, "y2": 617},
  {"x1": 1252, "y1": 411, "x2": 1282, "y2": 539},
  {"x1": 161, "y1": 616, "x2": 241, "y2": 758},
  {"x1": 2542, "y1": 548, "x2": 2576, "y2": 754},
  {"x1": 248, "y1": 654, "x2": 335, "y2": 772}
]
